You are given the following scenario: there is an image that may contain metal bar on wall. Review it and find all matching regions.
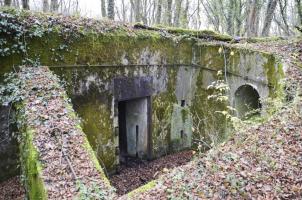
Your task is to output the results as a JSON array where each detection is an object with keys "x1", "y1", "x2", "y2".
[{"x1": 48, "y1": 64, "x2": 270, "y2": 86}]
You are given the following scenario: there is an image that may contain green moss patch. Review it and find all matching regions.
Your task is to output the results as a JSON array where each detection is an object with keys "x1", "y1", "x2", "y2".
[
  {"x1": 126, "y1": 180, "x2": 157, "y2": 199},
  {"x1": 18, "y1": 127, "x2": 47, "y2": 200},
  {"x1": 134, "y1": 23, "x2": 233, "y2": 42}
]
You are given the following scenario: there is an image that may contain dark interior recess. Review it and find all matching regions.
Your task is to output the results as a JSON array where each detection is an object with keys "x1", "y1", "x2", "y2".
[
  {"x1": 181, "y1": 100, "x2": 186, "y2": 107},
  {"x1": 235, "y1": 84, "x2": 262, "y2": 119},
  {"x1": 135, "y1": 125, "x2": 139, "y2": 157},
  {"x1": 180, "y1": 130, "x2": 184, "y2": 139},
  {"x1": 118, "y1": 101, "x2": 127, "y2": 164}
]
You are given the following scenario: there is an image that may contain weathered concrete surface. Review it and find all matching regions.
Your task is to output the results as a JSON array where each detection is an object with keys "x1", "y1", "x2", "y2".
[
  {"x1": 50, "y1": 46, "x2": 283, "y2": 173},
  {"x1": 125, "y1": 97, "x2": 149, "y2": 158},
  {"x1": 175, "y1": 66, "x2": 200, "y2": 106},
  {"x1": 0, "y1": 106, "x2": 19, "y2": 182},
  {"x1": 227, "y1": 51, "x2": 276, "y2": 113},
  {"x1": 170, "y1": 105, "x2": 192, "y2": 151},
  {"x1": 114, "y1": 76, "x2": 153, "y2": 101}
]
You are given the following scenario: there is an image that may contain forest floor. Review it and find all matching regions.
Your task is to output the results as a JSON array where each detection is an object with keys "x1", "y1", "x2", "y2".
[
  {"x1": 129, "y1": 39, "x2": 302, "y2": 199},
  {"x1": 0, "y1": 176, "x2": 25, "y2": 200},
  {"x1": 235, "y1": 37, "x2": 302, "y2": 65},
  {"x1": 110, "y1": 150, "x2": 194, "y2": 196}
]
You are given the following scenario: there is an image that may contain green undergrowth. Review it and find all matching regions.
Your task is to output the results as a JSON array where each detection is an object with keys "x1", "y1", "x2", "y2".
[{"x1": 126, "y1": 180, "x2": 157, "y2": 198}]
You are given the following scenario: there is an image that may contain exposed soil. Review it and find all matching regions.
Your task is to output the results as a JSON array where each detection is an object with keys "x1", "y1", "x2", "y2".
[
  {"x1": 0, "y1": 176, "x2": 25, "y2": 200},
  {"x1": 110, "y1": 150, "x2": 194, "y2": 196}
]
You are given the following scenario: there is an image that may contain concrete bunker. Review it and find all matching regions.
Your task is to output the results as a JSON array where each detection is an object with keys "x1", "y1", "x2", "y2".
[
  {"x1": 0, "y1": 11, "x2": 286, "y2": 197},
  {"x1": 234, "y1": 84, "x2": 262, "y2": 119}
]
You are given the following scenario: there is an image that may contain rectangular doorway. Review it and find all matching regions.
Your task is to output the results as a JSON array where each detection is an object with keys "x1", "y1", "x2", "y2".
[{"x1": 118, "y1": 97, "x2": 151, "y2": 163}]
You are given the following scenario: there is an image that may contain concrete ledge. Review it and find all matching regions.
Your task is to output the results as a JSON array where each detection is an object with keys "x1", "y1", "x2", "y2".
[{"x1": 16, "y1": 66, "x2": 116, "y2": 199}]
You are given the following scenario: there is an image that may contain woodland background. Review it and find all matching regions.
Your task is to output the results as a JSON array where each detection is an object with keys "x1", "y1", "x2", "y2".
[{"x1": 0, "y1": 0, "x2": 301, "y2": 36}]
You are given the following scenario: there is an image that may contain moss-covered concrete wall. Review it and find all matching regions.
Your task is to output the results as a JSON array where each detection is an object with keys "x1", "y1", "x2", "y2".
[
  {"x1": 49, "y1": 36, "x2": 283, "y2": 173},
  {"x1": 0, "y1": 28, "x2": 284, "y2": 174}
]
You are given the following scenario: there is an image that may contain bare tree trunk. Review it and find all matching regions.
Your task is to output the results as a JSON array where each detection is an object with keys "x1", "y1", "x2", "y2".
[
  {"x1": 165, "y1": 0, "x2": 172, "y2": 26},
  {"x1": 43, "y1": 0, "x2": 49, "y2": 12},
  {"x1": 235, "y1": 0, "x2": 244, "y2": 36},
  {"x1": 274, "y1": 16, "x2": 293, "y2": 35},
  {"x1": 200, "y1": 0, "x2": 220, "y2": 32},
  {"x1": 4, "y1": 0, "x2": 11, "y2": 6},
  {"x1": 156, "y1": 0, "x2": 163, "y2": 24},
  {"x1": 173, "y1": 0, "x2": 183, "y2": 27},
  {"x1": 121, "y1": 0, "x2": 126, "y2": 21},
  {"x1": 130, "y1": 0, "x2": 140, "y2": 22},
  {"x1": 181, "y1": 0, "x2": 189, "y2": 28},
  {"x1": 151, "y1": 0, "x2": 157, "y2": 24},
  {"x1": 245, "y1": 0, "x2": 262, "y2": 37},
  {"x1": 130, "y1": 0, "x2": 134, "y2": 22},
  {"x1": 197, "y1": 0, "x2": 201, "y2": 29},
  {"x1": 22, "y1": 0, "x2": 29, "y2": 9},
  {"x1": 75, "y1": 0, "x2": 79, "y2": 13},
  {"x1": 101, "y1": 0, "x2": 107, "y2": 17},
  {"x1": 108, "y1": 0, "x2": 115, "y2": 19},
  {"x1": 217, "y1": 0, "x2": 228, "y2": 33},
  {"x1": 296, "y1": 0, "x2": 302, "y2": 25},
  {"x1": 262, "y1": 0, "x2": 278, "y2": 36},
  {"x1": 141, "y1": 0, "x2": 148, "y2": 24},
  {"x1": 12, "y1": 0, "x2": 20, "y2": 7},
  {"x1": 51, "y1": 0, "x2": 59, "y2": 12},
  {"x1": 277, "y1": 0, "x2": 290, "y2": 35},
  {"x1": 131, "y1": 0, "x2": 141, "y2": 22},
  {"x1": 226, "y1": 0, "x2": 235, "y2": 35}
]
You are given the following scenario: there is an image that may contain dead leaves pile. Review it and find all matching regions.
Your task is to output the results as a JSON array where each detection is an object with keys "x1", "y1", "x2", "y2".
[
  {"x1": 0, "y1": 176, "x2": 25, "y2": 200},
  {"x1": 111, "y1": 150, "x2": 193, "y2": 196},
  {"x1": 18, "y1": 67, "x2": 115, "y2": 199},
  {"x1": 135, "y1": 95, "x2": 302, "y2": 199}
]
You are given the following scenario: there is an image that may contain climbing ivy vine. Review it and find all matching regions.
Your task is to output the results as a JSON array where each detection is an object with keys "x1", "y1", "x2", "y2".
[
  {"x1": 0, "y1": 9, "x2": 82, "y2": 66},
  {"x1": 0, "y1": 72, "x2": 23, "y2": 106},
  {"x1": 0, "y1": 12, "x2": 26, "y2": 57}
]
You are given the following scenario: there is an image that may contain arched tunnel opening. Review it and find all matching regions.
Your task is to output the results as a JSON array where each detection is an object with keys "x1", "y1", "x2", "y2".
[{"x1": 234, "y1": 84, "x2": 262, "y2": 119}]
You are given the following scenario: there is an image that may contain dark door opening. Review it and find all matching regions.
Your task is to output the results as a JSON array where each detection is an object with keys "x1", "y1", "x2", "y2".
[
  {"x1": 118, "y1": 101, "x2": 127, "y2": 163},
  {"x1": 118, "y1": 97, "x2": 150, "y2": 164},
  {"x1": 234, "y1": 84, "x2": 262, "y2": 119}
]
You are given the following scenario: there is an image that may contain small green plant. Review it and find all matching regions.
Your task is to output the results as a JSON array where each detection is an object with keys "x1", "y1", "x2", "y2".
[
  {"x1": 77, "y1": 181, "x2": 115, "y2": 200},
  {"x1": 0, "y1": 72, "x2": 23, "y2": 106},
  {"x1": 192, "y1": 70, "x2": 239, "y2": 152}
]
